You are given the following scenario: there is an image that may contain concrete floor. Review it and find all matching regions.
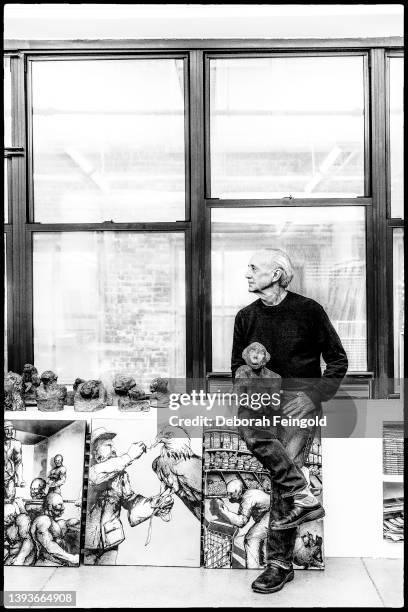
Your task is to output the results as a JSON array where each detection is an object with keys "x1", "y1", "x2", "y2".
[{"x1": 4, "y1": 558, "x2": 403, "y2": 608}]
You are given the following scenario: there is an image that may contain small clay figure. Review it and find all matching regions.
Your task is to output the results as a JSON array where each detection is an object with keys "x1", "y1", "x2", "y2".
[
  {"x1": 110, "y1": 374, "x2": 137, "y2": 406},
  {"x1": 149, "y1": 377, "x2": 170, "y2": 409},
  {"x1": 21, "y1": 364, "x2": 41, "y2": 406},
  {"x1": 73, "y1": 378, "x2": 107, "y2": 412},
  {"x1": 4, "y1": 372, "x2": 25, "y2": 411},
  {"x1": 35, "y1": 370, "x2": 67, "y2": 412},
  {"x1": 234, "y1": 342, "x2": 281, "y2": 400},
  {"x1": 118, "y1": 384, "x2": 150, "y2": 412}
]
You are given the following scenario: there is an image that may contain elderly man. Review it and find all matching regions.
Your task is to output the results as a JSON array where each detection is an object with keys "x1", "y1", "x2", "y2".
[
  {"x1": 215, "y1": 479, "x2": 270, "y2": 569},
  {"x1": 232, "y1": 248, "x2": 348, "y2": 594},
  {"x1": 84, "y1": 427, "x2": 174, "y2": 565}
]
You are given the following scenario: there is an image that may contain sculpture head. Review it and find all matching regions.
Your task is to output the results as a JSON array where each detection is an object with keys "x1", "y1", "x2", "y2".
[
  {"x1": 150, "y1": 377, "x2": 169, "y2": 394},
  {"x1": 22, "y1": 363, "x2": 39, "y2": 381},
  {"x1": 4, "y1": 372, "x2": 23, "y2": 394},
  {"x1": 44, "y1": 492, "x2": 65, "y2": 518},
  {"x1": 4, "y1": 503, "x2": 18, "y2": 527},
  {"x1": 112, "y1": 374, "x2": 136, "y2": 396},
  {"x1": 30, "y1": 477, "x2": 47, "y2": 500},
  {"x1": 245, "y1": 249, "x2": 294, "y2": 295},
  {"x1": 80, "y1": 380, "x2": 100, "y2": 399},
  {"x1": 40, "y1": 370, "x2": 57, "y2": 387},
  {"x1": 4, "y1": 420, "x2": 15, "y2": 440},
  {"x1": 73, "y1": 378, "x2": 85, "y2": 391},
  {"x1": 242, "y1": 342, "x2": 270, "y2": 369},
  {"x1": 226, "y1": 478, "x2": 244, "y2": 503},
  {"x1": 128, "y1": 384, "x2": 146, "y2": 400},
  {"x1": 53, "y1": 454, "x2": 63, "y2": 468}
]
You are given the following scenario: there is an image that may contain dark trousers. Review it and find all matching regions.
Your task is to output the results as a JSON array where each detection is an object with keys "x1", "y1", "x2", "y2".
[{"x1": 238, "y1": 391, "x2": 318, "y2": 569}]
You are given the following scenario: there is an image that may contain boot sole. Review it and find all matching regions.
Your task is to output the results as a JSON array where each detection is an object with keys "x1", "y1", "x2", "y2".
[
  {"x1": 252, "y1": 570, "x2": 295, "y2": 594},
  {"x1": 270, "y1": 506, "x2": 325, "y2": 530}
]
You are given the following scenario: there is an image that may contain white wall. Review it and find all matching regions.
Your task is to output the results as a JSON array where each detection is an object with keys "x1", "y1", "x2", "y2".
[
  {"x1": 4, "y1": 4, "x2": 404, "y2": 40},
  {"x1": 46, "y1": 420, "x2": 86, "y2": 502}
]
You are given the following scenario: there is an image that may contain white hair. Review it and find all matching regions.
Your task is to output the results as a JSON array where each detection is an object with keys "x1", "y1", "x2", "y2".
[{"x1": 265, "y1": 249, "x2": 294, "y2": 288}]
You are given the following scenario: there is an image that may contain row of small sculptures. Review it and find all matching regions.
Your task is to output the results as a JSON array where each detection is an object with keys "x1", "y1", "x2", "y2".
[{"x1": 4, "y1": 365, "x2": 170, "y2": 413}]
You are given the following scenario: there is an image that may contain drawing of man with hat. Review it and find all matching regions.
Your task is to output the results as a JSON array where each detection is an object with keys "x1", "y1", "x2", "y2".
[{"x1": 84, "y1": 426, "x2": 174, "y2": 565}]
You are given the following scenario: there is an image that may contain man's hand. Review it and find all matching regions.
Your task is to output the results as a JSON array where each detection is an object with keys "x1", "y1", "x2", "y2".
[
  {"x1": 281, "y1": 392, "x2": 316, "y2": 418},
  {"x1": 151, "y1": 492, "x2": 174, "y2": 521},
  {"x1": 17, "y1": 481, "x2": 25, "y2": 487},
  {"x1": 127, "y1": 442, "x2": 147, "y2": 461}
]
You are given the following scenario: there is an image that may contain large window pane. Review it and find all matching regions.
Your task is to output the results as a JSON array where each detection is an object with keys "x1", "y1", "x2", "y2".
[
  {"x1": 32, "y1": 60, "x2": 185, "y2": 222},
  {"x1": 33, "y1": 232, "x2": 186, "y2": 383},
  {"x1": 212, "y1": 207, "x2": 366, "y2": 372},
  {"x1": 4, "y1": 56, "x2": 11, "y2": 147},
  {"x1": 393, "y1": 229, "x2": 404, "y2": 391},
  {"x1": 210, "y1": 57, "x2": 365, "y2": 198},
  {"x1": 389, "y1": 57, "x2": 404, "y2": 219}
]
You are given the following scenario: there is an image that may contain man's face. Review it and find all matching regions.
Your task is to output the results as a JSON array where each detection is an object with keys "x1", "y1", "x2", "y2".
[
  {"x1": 50, "y1": 499, "x2": 65, "y2": 518},
  {"x1": 96, "y1": 439, "x2": 116, "y2": 462},
  {"x1": 54, "y1": 456, "x2": 63, "y2": 467},
  {"x1": 30, "y1": 480, "x2": 46, "y2": 500},
  {"x1": 247, "y1": 346, "x2": 266, "y2": 368},
  {"x1": 4, "y1": 425, "x2": 14, "y2": 440},
  {"x1": 245, "y1": 254, "x2": 278, "y2": 294},
  {"x1": 227, "y1": 486, "x2": 242, "y2": 503}
]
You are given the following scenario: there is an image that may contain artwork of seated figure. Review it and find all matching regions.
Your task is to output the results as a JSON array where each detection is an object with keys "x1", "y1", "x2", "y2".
[
  {"x1": 110, "y1": 374, "x2": 137, "y2": 406},
  {"x1": 4, "y1": 372, "x2": 25, "y2": 411},
  {"x1": 149, "y1": 377, "x2": 170, "y2": 409},
  {"x1": 73, "y1": 378, "x2": 107, "y2": 412},
  {"x1": 118, "y1": 384, "x2": 150, "y2": 412},
  {"x1": 21, "y1": 364, "x2": 40, "y2": 406},
  {"x1": 35, "y1": 370, "x2": 67, "y2": 412},
  {"x1": 234, "y1": 342, "x2": 281, "y2": 402}
]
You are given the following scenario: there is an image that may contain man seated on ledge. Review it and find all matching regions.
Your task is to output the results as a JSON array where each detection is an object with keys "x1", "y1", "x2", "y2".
[{"x1": 232, "y1": 248, "x2": 348, "y2": 594}]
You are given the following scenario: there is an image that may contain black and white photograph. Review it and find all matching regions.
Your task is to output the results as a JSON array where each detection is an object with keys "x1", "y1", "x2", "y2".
[{"x1": 3, "y1": 3, "x2": 404, "y2": 609}]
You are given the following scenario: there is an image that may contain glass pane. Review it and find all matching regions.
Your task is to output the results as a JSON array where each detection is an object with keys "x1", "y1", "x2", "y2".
[
  {"x1": 393, "y1": 228, "x2": 404, "y2": 391},
  {"x1": 33, "y1": 232, "x2": 186, "y2": 383},
  {"x1": 389, "y1": 57, "x2": 404, "y2": 219},
  {"x1": 211, "y1": 207, "x2": 366, "y2": 372},
  {"x1": 210, "y1": 57, "x2": 365, "y2": 198},
  {"x1": 32, "y1": 59, "x2": 185, "y2": 222},
  {"x1": 4, "y1": 56, "x2": 12, "y2": 147}
]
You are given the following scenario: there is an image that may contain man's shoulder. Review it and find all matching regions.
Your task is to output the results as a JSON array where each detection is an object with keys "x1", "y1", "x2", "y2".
[
  {"x1": 288, "y1": 292, "x2": 324, "y2": 313},
  {"x1": 32, "y1": 514, "x2": 51, "y2": 530},
  {"x1": 235, "y1": 300, "x2": 260, "y2": 318},
  {"x1": 16, "y1": 513, "x2": 31, "y2": 530}
]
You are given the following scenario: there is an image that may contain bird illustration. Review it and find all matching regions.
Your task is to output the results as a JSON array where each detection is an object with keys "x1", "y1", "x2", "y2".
[{"x1": 152, "y1": 425, "x2": 202, "y2": 520}]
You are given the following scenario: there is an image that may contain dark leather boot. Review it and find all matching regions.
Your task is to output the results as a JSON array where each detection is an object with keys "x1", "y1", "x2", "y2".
[
  {"x1": 270, "y1": 501, "x2": 325, "y2": 530},
  {"x1": 251, "y1": 565, "x2": 295, "y2": 594}
]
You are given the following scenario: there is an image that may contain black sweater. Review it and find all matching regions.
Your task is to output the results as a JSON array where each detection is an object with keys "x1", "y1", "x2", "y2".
[{"x1": 231, "y1": 291, "x2": 348, "y2": 404}]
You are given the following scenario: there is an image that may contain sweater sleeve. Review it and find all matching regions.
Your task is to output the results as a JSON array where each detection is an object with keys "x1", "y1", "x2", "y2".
[
  {"x1": 231, "y1": 311, "x2": 247, "y2": 377},
  {"x1": 307, "y1": 304, "x2": 349, "y2": 404}
]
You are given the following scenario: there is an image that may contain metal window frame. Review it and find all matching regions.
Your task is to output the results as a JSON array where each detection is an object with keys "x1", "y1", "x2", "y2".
[{"x1": 3, "y1": 38, "x2": 404, "y2": 397}]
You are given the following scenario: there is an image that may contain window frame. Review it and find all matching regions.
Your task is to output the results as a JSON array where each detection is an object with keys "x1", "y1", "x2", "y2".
[{"x1": 3, "y1": 38, "x2": 404, "y2": 397}]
